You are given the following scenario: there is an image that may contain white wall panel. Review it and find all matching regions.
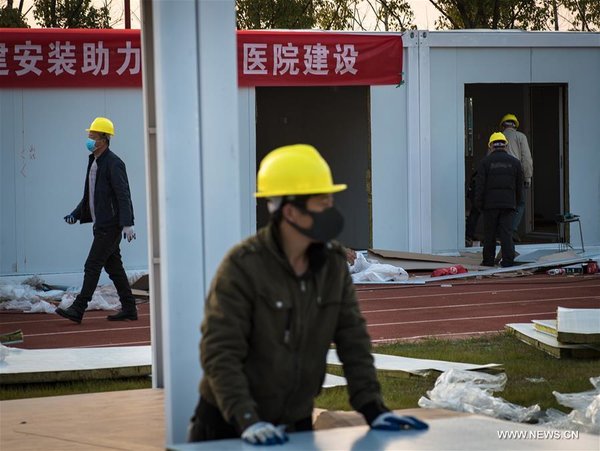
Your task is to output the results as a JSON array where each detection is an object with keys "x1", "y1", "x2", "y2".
[
  {"x1": 371, "y1": 84, "x2": 409, "y2": 250},
  {"x1": 428, "y1": 47, "x2": 532, "y2": 251},
  {"x1": 0, "y1": 90, "x2": 19, "y2": 274},
  {"x1": 0, "y1": 89, "x2": 147, "y2": 276},
  {"x1": 532, "y1": 48, "x2": 600, "y2": 247},
  {"x1": 237, "y1": 88, "x2": 256, "y2": 239}
]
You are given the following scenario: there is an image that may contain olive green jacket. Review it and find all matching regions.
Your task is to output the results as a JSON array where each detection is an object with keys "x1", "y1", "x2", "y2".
[{"x1": 199, "y1": 222, "x2": 385, "y2": 432}]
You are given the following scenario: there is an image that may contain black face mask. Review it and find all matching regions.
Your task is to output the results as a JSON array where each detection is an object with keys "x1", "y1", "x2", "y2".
[{"x1": 288, "y1": 206, "x2": 345, "y2": 242}]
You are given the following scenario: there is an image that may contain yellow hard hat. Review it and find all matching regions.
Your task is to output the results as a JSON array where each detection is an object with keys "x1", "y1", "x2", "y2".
[
  {"x1": 488, "y1": 132, "x2": 508, "y2": 147},
  {"x1": 255, "y1": 144, "x2": 347, "y2": 198},
  {"x1": 86, "y1": 117, "x2": 114, "y2": 136},
  {"x1": 499, "y1": 113, "x2": 519, "y2": 128}
]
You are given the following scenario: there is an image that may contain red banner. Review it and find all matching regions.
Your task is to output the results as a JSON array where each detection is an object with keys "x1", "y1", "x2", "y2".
[
  {"x1": 237, "y1": 30, "x2": 402, "y2": 87},
  {"x1": 0, "y1": 29, "x2": 142, "y2": 88},
  {"x1": 0, "y1": 29, "x2": 402, "y2": 88}
]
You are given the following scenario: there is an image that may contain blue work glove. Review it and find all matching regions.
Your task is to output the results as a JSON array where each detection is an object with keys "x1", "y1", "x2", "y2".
[
  {"x1": 64, "y1": 214, "x2": 76, "y2": 224},
  {"x1": 241, "y1": 422, "x2": 288, "y2": 446},
  {"x1": 122, "y1": 226, "x2": 136, "y2": 242},
  {"x1": 371, "y1": 412, "x2": 429, "y2": 431}
]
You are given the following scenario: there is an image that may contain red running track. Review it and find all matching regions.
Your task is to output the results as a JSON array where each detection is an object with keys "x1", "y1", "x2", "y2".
[
  {"x1": 1, "y1": 274, "x2": 599, "y2": 349},
  {"x1": 357, "y1": 274, "x2": 600, "y2": 343},
  {"x1": 0, "y1": 303, "x2": 151, "y2": 349}
]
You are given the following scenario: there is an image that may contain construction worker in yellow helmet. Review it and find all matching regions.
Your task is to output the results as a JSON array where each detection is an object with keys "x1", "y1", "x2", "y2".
[
  {"x1": 188, "y1": 144, "x2": 428, "y2": 445},
  {"x1": 57, "y1": 117, "x2": 137, "y2": 324},
  {"x1": 475, "y1": 133, "x2": 524, "y2": 268},
  {"x1": 499, "y1": 113, "x2": 533, "y2": 241}
]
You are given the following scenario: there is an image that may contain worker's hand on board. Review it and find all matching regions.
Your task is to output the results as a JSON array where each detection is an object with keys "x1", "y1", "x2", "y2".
[
  {"x1": 371, "y1": 412, "x2": 429, "y2": 431},
  {"x1": 64, "y1": 214, "x2": 76, "y2": 224},
  {"x1": 241, "y1": 422, "x2": 288, "y2": 445}
]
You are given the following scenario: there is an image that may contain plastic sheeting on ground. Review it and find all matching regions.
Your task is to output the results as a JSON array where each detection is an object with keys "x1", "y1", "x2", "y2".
[
  {"x1": 418, "y1": 369, "x2": 541, "y2": 423},
  {"x1": 0, "y1": 271, "x2": 147, "y2": 313},
  {"x1": 0, "y1": 344, "x2": 9, "y2": 362},
  {"x1": 539, "y1": 376, "x2": 600, "y2": 434},
  {"x1": 349, "y1": 252, "x2": 409, "y2": 283}
]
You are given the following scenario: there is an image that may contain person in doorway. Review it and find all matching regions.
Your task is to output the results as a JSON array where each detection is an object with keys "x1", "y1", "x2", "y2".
[
  {"x1": 475, "y1": 133, "x2": 524, "y2": 267},
  {"x1": 500, "y1": 113, "x2": 533, "y2": 241},
  {"x1": 188, "y1": 144, "x2": 428, "y2": 445},
  {"x1": 57, "y1": 117, "x2": 137, "y2": 324}
]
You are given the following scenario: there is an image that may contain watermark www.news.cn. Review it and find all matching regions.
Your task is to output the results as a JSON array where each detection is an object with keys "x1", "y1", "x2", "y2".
[{"x1": 498, "y1": 430, "x2": 580, "y2": 440}]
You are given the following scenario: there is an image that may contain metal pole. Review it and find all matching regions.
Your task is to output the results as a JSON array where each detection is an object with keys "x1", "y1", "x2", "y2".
[{"x1": 124, "y1": 0, "x2": 131, "y2": 29}]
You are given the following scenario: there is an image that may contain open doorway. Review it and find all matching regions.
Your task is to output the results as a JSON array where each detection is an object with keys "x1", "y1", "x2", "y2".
[
  {"x1": 255, "y1": 86, "x2": 372, "y2": 249},
  {"x1": 464, "y1": 83, "x2": 568, "y2": 245}
]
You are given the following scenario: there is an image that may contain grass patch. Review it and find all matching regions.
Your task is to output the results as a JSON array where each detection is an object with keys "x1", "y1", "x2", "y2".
[
  {"x1": 316, "y1": 332, "x2": 600, "y2": 413},
  {"x1": 2, "y1": 333, "x2": 598, "y2": 412},
  {"x1": 1, "y1": 376, "x2": 151, "y2": 401}
]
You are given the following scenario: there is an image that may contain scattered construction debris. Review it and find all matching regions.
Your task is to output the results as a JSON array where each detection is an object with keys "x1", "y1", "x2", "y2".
[
  {"x1": 0, "y1": 345, "x2": 153, "y2": 384},
  {"x1": 322, "y1": 373, "x2": 347, "y2": 389},
  {"x1": 533, "y1": 308, "x2": 600, "y2": 344},
  {"x1": 418, "y1": 369, "x2": 541, "y2": 423},
  {"x1": 507, "y1": 307, "x2": 600, "y2": 358},
  {"x1": 368, "y1": 249, "x2": 485, "y2": 271},
  {"x1": 354, "y1": 249, "x2": 597, "y2": 285},
  {"x1": 0, "y1": 272, "x2": 148, "y2": 313},
  {"x1": 419, "y1": 370, "x2": 600, "y2": 434},
  {"x1": 326, "y1": 349, "x2": 502, "y2": 377},
  {"x1": 349, "y1": 253, "x2": 408, "y2": 282},
  {"x1": 539, "y1": 376, "x2": 600, "y2": 434},
  {"x1": 0, "y1": 329, "x2": 24, "y2": 345},
  {"x1": 131, "y1": 274, "x2": 150, "y2": 300}
]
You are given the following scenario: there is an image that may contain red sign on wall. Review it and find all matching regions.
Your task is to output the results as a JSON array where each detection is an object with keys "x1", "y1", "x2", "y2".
[
  {"x1": 238, "y1": 30, "x2": 403, "y2": 87},
  {"x1": 0, "y1": 29, "x2": 142, "y2": 88},
  {"x1": 0, "y1": 29, "x2": 402, "y2": 88}
]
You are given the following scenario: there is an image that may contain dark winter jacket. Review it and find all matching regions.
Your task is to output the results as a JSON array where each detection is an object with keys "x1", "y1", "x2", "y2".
[
  {"x1": 475, "y1": 149, "x2": 524, "y2": 210},
  {"x1": 199, "y1": 222, "x2": 387, "y2": 433},
  {"x1": 71, "y1": 149, "x2": 134, "y2": 228}
]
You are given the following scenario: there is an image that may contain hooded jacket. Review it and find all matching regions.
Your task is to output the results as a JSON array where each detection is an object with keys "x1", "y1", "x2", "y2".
[{"x1": 199, "y1": 222, "x2": 386, "y2": 432}]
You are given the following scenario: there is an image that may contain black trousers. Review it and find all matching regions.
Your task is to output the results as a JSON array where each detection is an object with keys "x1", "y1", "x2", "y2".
[
  {"x1": 482, "y1": 209, "x2": 515, "y2": 267},
  {"x1": 466, "y1": 206, "x2": 481, "y2": 240},
  {"x1": 188, "y1": 398, "x2": 313, "y2": 443},
  {"x1": 72, "y1": 225, "x2": 135, "y2": 312}
]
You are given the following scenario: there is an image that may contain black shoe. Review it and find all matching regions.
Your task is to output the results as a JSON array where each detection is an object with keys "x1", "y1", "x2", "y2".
[
  {"x1": 107, "y1": 310, "x2": 138, "y2": 321},
  {"x1": 56, "y1": 306, "x2": 84, "y2": 324}
]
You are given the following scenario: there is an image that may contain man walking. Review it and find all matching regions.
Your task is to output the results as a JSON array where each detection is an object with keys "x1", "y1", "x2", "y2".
[
  {"x1": 57, "y1": 117, "x2": 137, "y2": 324},
  {"x1": 475, "y1": 133, "x2": 524, "y2": 268},
  {"x1": 500, "y1": 113, "x2": 533, "y2": 240},
  {"x1": 188, "y1": 144, "x2": 428, "y2": 444}
]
